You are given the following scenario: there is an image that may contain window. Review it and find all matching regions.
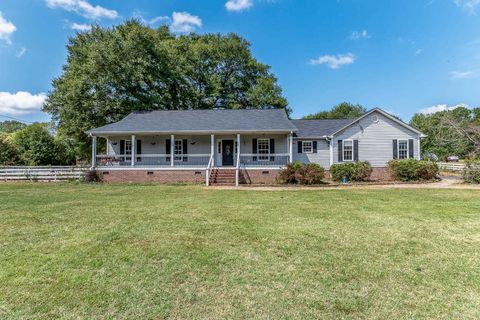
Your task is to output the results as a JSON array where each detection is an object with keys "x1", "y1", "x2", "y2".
[
  {"x1": 302, "y1": 141, "x2": 313, "y2": 153},
  {"x1": 174, "y1": 140, "x2": 183, "y2": 161},
  {"x1": 343, "y1": 140, "x2": 353, "y2": 161},
  {"x1": 125, "y1": 140, "x2": 132, "y2": 160},
  {"x1": 398, "y1": 140, "x2": 408, "y2": 159},
  {"x1": 257, "y1": 139, "x2": 270, "y2": 161}
]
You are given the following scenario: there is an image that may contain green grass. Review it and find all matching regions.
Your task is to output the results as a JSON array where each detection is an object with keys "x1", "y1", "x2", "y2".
[{"x1": 1, "y1": 183, "x2": 480, "y2": 319}]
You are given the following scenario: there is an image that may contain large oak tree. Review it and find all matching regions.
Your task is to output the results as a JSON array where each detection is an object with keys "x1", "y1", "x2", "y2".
[{"x1": 44, "y1": 20, "x2": 288, "y2": 157}]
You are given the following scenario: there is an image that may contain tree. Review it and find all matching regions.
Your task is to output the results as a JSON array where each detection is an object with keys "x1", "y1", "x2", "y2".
[
  {"x1": 13, "y1": 123, "x2": 75, "y2": 165},
  {"x1": 303, "y1": 102, "x2": 366, "y2": 119},
  {"x1": 44, "y1": 20, "x2": 288, "y2": 158},
  {"x1": 410, "y1": 106, "x2": 480, "y2": 159},
  {"x1": 0, "y1": 134, "x2": 22, "y2": 165},
  {"x1": 0, "y1": 120, "x2": 26, "y2": 133}
]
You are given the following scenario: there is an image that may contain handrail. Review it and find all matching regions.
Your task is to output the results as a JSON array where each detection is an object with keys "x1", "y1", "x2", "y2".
[{"x1": 206, "y1": 153, "x2": 214, "y2": 186}]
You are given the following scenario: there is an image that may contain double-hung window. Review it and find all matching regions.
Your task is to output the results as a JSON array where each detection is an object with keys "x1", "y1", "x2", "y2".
[
  {"x1": 302, "y1": 141, "x2": 313, "y2": 153},
  {"x1": 125, "y1": 140, "x2": 132, "y2": 160},
  {"x1": 257, "y1": 139, "x2": 270, "y2": 161},
  {"x1": 174, "y1": 140, "x2": 183, "y2": 161},
  {"x1": 398, "y1": 140, "x2": 408, "y2": 159},
  {"x1": 343, "y1": 140, "x2": 353, "y2": 161}
]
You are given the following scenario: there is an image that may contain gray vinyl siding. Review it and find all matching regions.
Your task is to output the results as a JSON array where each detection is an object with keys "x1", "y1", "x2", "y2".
[
  {"x1": 293, "y1": 139, "x2": 331, "y2": 169},
  {"x1": 333, "y1": 111, "x2": 420, "y2": 167}
]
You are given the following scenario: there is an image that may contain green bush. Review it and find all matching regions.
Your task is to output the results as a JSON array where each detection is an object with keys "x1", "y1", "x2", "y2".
[
  {"x1": 463, "y1": 160, "x2": 480, "y2": 184},
  {"x1": 388, "y1": 159, "x2": 438, "y2": 181},
  {"x1": 296, "y1": 163, "x2": 325, "y2": 185},
  {"x1": 330, "y1": 161, "x2": 372, "y2": 182},
  {"x1": 278, "y1": 162, "x2": 324, "y2": 185}
]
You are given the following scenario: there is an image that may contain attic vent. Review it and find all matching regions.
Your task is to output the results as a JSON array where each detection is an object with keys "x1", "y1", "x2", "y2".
[{"x1": 372, "y1": 115, "x2": 379, "y2": 123}]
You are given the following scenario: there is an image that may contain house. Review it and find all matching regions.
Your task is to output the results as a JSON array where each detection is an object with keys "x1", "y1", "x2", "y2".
[{"x1": 87, "y1": 108, "x2": 426, "y2": 185}]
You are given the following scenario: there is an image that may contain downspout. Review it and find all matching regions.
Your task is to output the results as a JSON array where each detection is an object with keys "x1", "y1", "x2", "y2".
[{"x1": 325, "y1": 135, "x2": 334, "y2": 169}]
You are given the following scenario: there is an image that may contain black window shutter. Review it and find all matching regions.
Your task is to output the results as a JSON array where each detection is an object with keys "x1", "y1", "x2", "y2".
[
  {"x1": 183, "y1": 139, "x2": 188, "y2": 162},
  {"x1": 393, "y1": 140, "x2": 398, "y2": 159},
  {"x1": 408, "y1": 139, "x2": 414, "y2": 159},
  {"x1": 313, "y1": 141, "x2": 317, "y2": 153},
  {"x1": 270, "y1": 138, "x2": 275, "y2": 161},
  {"x1": 120, "y1": 140, "x2": 125, "y2": 155},
  {"x1": 338, "y1": 140, "x2": 343, "y2": 162},
  {"x1": 252, "y1": 139, "x2": 257, "y2": 161},
  {"x1": 136, "y1": 140, "x2": 142, "y2": 162},
  {"x1": 354, "y1": 140, "x2": 359, "y2": 161},
  {"x1": 166, "y1": 139, "x2": 171, "y2": 162},
  {"x1": 298, "y1": 141, "x2": 303, "y2": 153}
]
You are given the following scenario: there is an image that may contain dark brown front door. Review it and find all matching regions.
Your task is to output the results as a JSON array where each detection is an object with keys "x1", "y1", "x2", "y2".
[{"x1": 222, "y1": 140, "x2": 234, "y2": 166}]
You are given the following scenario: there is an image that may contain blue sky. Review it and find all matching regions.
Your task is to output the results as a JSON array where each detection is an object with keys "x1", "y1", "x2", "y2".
[{"x1": 1, "y1": 0, "x2": 480, "y2": 123}]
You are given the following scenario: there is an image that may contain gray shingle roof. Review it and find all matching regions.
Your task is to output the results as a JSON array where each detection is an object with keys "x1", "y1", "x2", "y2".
[
  {"x1": 291, "y1": 119, "x2": 354, "y2": 138},
  {"x1": 87, "y1": 109, "x2": 297, "y2": 134}
]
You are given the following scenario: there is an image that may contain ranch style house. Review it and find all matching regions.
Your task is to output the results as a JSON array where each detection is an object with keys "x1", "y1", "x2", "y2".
[{"x1": 87, "y1": 108, "x2": 426, "y2": 185}]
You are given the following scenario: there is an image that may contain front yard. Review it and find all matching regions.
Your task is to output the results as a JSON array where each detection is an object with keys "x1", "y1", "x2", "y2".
[{"x1": 1, "y1": 184, "x2": 480, "y2": 319}]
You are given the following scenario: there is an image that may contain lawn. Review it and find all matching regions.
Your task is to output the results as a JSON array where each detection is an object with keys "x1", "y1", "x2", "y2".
[{"x1": 1, "y1": 184, "x2": 480, "y2": 319}]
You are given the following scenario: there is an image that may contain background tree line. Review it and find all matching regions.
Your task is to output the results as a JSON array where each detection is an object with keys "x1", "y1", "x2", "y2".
[{"x1": 0, "y1": 120, "x2": 76, "y2": 166}]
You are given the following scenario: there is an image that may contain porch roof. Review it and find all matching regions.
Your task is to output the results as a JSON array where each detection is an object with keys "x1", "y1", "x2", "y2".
[{"x1": 87, "y1": 109, "x2": 297, "y2": 135}]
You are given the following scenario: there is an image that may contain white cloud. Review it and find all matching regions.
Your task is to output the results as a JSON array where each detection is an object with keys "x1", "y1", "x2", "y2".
[
  {"x1": 225, "y1": 0, "x2": 254, "y2": 12},
  {"x1": 415, "y1": 48, "x2": 424, "y2": 55},
  {"x1": 170, "y1": 12, "x2": 202, "y2": 33},
  {"x1": 454, "y1": 0, "x2": 480, "y2": 14},
  {"x1": 45, "y1": 0, "x2": 118, "y2": 20},
  {"x1": 0, "y1": 12, "x2": 16, "y2": 45},
  {"x1": 15, "y1": 47, "x2": 27, "y2": 58},
  {"x1": 132, "y1": 10, "x2": 169, "y2": 26},
  {"x1": 450, "y1": 70, "x2": 475, "y2": 79},
  {"x1": 70, "y1": 22, "x2": 91, "y2": 31},
  {"x1": 0, "y1": 92, "x2": 47, "y2": 116},
  {"x1": 419, "y1": 104, "x2": 469, "y2": 114},
  {"x1": 309, "y1": 53, "x2": 356, "y2": 69},
  {"x1": 350, "y1": 30, "x2": 370, "y2": 40}
]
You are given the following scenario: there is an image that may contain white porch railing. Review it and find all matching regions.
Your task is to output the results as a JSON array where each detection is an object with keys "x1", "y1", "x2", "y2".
[
  {"x1": 206, "y1": 153, "x2": 214, "y2": 186},
  {"x1": 96, "y1": 154, "x2": 211, "y2": 167},
  {"x1": 239, "y1": 153, "x2": 290, "y2": 167}
]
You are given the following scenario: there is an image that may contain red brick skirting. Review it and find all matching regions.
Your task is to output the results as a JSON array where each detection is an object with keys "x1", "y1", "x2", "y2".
[
  {"x1": 96, "y1": 167, "x2": 392, "y2": 184},
  {"x1": 97, "y1": 170, "x2": 206, "y2": 183}
]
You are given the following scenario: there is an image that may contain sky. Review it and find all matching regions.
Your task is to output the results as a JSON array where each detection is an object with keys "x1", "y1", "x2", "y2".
[{"x1": 1, "y1": 0, "x2": 480, "y2": 124}]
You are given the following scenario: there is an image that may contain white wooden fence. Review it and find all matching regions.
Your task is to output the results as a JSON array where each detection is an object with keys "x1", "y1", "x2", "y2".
[
  {"x1": 0, "y1": 166, "x2": 88, "y2": 181},
  {"x1": 437, "y1": 162, "x2": 466, "y2": 172}
]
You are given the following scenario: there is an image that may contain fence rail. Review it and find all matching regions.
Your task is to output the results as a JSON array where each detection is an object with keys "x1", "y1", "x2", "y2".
[
  {"x1": 0, "y1": 166, "x2": 88, "y2": 181},
  {"x1": 437, "y1": 162, "x2": 466, "y2": 172}
]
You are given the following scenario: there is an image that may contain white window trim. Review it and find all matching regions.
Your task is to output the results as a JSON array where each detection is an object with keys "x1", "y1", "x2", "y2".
[
  {"x1": 397, "y1": 139, "x2": 409, "y2": 159},
  {"x1": 302, "y1": 141, "x2": 313, "y2": 154},
  {"x1": 342, "y1": 139, "x2": 354, "y2": 162},
  {"x1": 257, "y1": 138, "x2": 270, "y2": 162},
  {"x1": 174, "y1": 139, "x2": 184, "y2": 162}
]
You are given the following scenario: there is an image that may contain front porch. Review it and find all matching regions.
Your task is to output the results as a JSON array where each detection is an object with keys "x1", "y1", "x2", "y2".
[{"x1": 91, "y1": 133, "x2": 294, "y2": 185}]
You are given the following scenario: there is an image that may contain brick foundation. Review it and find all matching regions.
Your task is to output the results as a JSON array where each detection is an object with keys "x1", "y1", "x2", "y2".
[
  {"x1": 240, "y1": 169, "x2": 280, "y2": 184},
  {"x1": 97, "y1": 170, "x2": 206, "y2": 183}
]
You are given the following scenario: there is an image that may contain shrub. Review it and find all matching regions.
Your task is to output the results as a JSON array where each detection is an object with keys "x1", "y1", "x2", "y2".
[
  {"x1": 295, "y1": 163, "x2": 325, "y2": 185},
  {"x1": 388, "y1": 159, "x2": 438, "y2": 181},
  {"x1": 278, "y1": 162, "x2": 324, "y2": 185},
  {"x1": 330, "y1": 161, "x2": 372, "y2": 182},
  {"x1": 463, "y1": 160, "x2": 480, "y2": 184}
]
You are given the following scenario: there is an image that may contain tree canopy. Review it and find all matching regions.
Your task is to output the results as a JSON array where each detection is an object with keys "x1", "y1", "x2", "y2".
[
  {"x1": 410, "y1": 106, "x2": 480, "y2": 159},
  {"x1": 302, "y1": 102, "x2": 367, "y2": 120},
  {"x1": 44, "y1": 20, "x2": 288, "y2": 158},
  {"x1": 0, "y1": 120, "x2": 27, "y2": 133}
]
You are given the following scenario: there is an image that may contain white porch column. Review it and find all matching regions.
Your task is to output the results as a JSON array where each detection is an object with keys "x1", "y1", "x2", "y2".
[
  {"x1": 91, "y1": 135, "x2": 97, "y2": 168},
  {"x1": 236, "y1": 133, "x2": 241, "y2": 187},
  {"x1": 170, "y1": 134, "x2": 175, "y2": 167},
  {"x1": 106, "y1": 137, "x2": 110, "y2": 155},
  {"x1": 211, "y1": 134, "x2": 215, "y2": 166},
  {"x1": 131, "y1": 134, "x2": 136, "y2": 166},
  {"x1": 329, "y1": 138, "x2": 334, "y2": 167},
  {"x1": 289, "y1": 132, "x2": 293, "y2": 163}
]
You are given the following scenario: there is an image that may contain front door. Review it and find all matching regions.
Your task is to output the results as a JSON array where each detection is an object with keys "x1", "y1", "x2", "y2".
[{"x1": 222, "y1": 140, "x2": 234, "y2": 166}]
